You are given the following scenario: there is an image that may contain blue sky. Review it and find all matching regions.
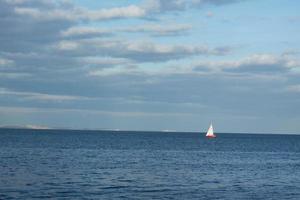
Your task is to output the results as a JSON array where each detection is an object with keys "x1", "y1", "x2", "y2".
[{"x1": 0, "y1": 0, "x2": 300, "y2": 133}]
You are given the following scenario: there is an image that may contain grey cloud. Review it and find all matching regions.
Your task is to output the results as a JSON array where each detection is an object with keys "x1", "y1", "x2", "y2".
[
  {"x1": 193, "y1": 0, "x2": 241, "y2": 6},
  {"x1": 0, "y1": 72, "x2": 31, "y2": 79},
  {"x1": 14, "y1": 3, "x2": 146, "y2": 21},
  {"x1": 83, "y1": 5, "x2": 146, "y2": 20},
  {"x1": 0, "y1": 87, "x2": 90, "y2": 101},
  {"x1": 193, "y1": 54, "x2": 300, "y2": 76},
  {"x1": 54, "y1": 39, "x2": 230, "y2": 63},
  {"x1": 82, "y1": 71, "x2": 292, "y2": 120},
  {"x1": 144, "y1": 0, "x2": 187, "y2": 13},
  {"x1": 224, "y1": 62, "x2": 288, "y2": 74},
  {"x1": 4, "y1": 0, "x2": 57, "y2": 9},
  {"x1": 0, "y1": 0, "x2": 145, "y2": 57},
  {"x1": 80, "y1": 57, "x2": 134, "y2": 68},
  {"x1": 2, "y1": 52, "x2": 79, "y2": 73},
  {"x1": 119, "y1": 23, "x2": 192, "y2": 36},
  {"x1": 61, "y1": 27, "x2": 112, "y2": 39},
  {"x1": 87, "y1": 53, "x2": 300, "y2": 80},
  {"x1": 0, "y1": 0, "x2": 75, "y2": 53},
  {"x1": 144, "y1": 0, "x2": 244, "y2": 13},
  {"x1": 0, "y1": 0, "x2": 80, "y2": 79},
  {"x1": 1, "y1": 1, "x2": 300, "y2": 132},
  {"x1": 0, "y1": 0, "x2": 232, "y2": 79}
]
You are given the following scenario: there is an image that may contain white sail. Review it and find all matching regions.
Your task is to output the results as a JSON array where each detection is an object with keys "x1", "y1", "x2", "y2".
[{"x1": 206, "y1": 123, "x2": 215, "y2": 137}]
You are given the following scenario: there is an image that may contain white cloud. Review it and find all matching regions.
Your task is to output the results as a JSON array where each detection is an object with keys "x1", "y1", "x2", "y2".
[
  {"x1": 56, "y1": 40, "x2": 79, "y2": 50},
  {"x1": 0, "y1": 72, "x2": 31, "y2": 79},
  {"x1": 85, "y1": 5, "x2": 146, "y2": 20},
  {"x1": 12, "y1": 0, "x2": 241, "y2": 23},
  {"x1": 61, "y1": 26, "x2": 111, "y2": 37},
  {"x1": 14, "y1": 4, "x2": 146, "y2": 21},
  {"x1": 88, "y1": 66, "x2": 139, "y2": 77},
  {"x1": 5, "y1": 0, "x2": 53, "y2": 6},
  {"x1": 54, "y1": 38, "x2": 230, "y2": 62},
  {"x1": 0, "y1": 106, "x2": 195, "y2": 117},
  {"x1": 0, "y1": 88, "x2": 90, "y2": 101},
  {"x1": 119, "y1": 23, "x2": 192, "y2": 36},
  {"x1": 80, "y1": 56, "x2": 133, "y2": 66},
  {"x1": 143, "y1": 0, "x2": 242, "y2": 13},
  {"x1": 14, "y1": 7, "x2": 79, "y2": 21},
  {"x1": 242, "y1": 54, "x2": 281, "y2": 65},
  {"x1": 14, "y1": 7, "x2": 40, "y2": 17},
  {"x1": 60, "y1": 23, "x2": 190, "y2": 40},
  {"x1": 143, "y1": 0, "x2": 187, "y2": 13},
  {"x1": 87, "y1": 53, "x2": 300, "y2": 79},
  {"x1": 0, "y1": 58, "x2": 14, "y2": 66},
  {"x1": 192, "y1": 54, "x2": 300, "y2": 73}
]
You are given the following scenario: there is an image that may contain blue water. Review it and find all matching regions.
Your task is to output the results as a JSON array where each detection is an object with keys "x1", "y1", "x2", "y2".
[{"x1": 0, "y1": 129, "x2": 300, "y2": 199}]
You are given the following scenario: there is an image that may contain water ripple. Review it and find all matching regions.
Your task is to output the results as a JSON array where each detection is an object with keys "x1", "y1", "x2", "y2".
[{"x1": 0, "y1": 130, "x2": 300, "y2": 199}]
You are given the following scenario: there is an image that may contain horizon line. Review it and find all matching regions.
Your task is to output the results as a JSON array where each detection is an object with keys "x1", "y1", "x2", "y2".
[{"x1": 0, "y1": 126, "x2": 299, "y2": 135}]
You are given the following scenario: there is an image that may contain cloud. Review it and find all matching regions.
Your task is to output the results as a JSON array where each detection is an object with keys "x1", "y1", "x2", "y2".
[
  {"x1": 119, "y1": 23, "x2": 192, "y2": 36},
  {"x1": 193, "y1": 54, "x2": 300, "y2": 75},
  {"x1": 0, "y1": 58, "x2": 14, "y2": 66},
  {"x1": 8, "y1": 0, "x2": 245, "y2": 22},
  {"x1": 56, "y1": 40, "x2": 79, "y2": 50},
  {"x1": 3, "y1": 0, "x2": 245, "y2": 27},
  {"x1": 0, "y1": 0, "x2": 75, "y2": 54},
  {"x1": 192, "y1": 0, "x2": 241, "y2": 7},
  {"x1": 0, "y1": 106, "x2": 196, "y2": 118},
  {"x1": 88, "y1": 66, "x2": 140, "y2": 77},
  {"x1": 54, "y1": 38, "x2": 230, "y2": 62},
  {"x1": 0, "y1": 1, "x2": 146, "y2": 55},
  {"x1": 0, "y1": 87, "x2": 90, "y2": 101},
  {"x1": 14, "y1": 3, "x2": 146, "y2": 21},
  {"x1": 14, "y1": 7, "x2": 79, "y2": 21},
  {"x1": 1, "y1": 0, "x2": 299, "y2": 132},
  {"x1": 84, "y1": 5, "x2": 146, "y2": 20},
  {"x1": 143, "y1": 0, "x2": 187, "y2": 13},
  {"x1": 0, "y1": 72, "x2": 31, "y2": 79},
  {"x1": 143, "y1": 0, "x2": 243, "y2": 13},
  {"x1": 80, "y1": 56, "x2": 133, "y2": 68},
  {"x1": 61, "y1": 26, "x2": 112, "y2": 39},
  {"x1": 0, "y1": 0, "x2": 232, "y2": 80},
  {"x1": 88, "y1": 53, "x2": 299, "y2": 78}
]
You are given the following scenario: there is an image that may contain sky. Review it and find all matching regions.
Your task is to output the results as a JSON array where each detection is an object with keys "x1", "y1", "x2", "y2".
[{"x1": 0, "y1": 0, "x2": 300, "y2": 133}]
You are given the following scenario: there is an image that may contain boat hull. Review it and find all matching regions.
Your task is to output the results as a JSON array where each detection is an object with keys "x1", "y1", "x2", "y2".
[{"x1": 206, "y1": 135, "x2": 216, "y2": 138}]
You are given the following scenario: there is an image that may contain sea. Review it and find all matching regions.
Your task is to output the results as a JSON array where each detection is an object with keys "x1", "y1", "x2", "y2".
[{"x1": 0, "y1": 129, "x2": 300, "y2": 200}]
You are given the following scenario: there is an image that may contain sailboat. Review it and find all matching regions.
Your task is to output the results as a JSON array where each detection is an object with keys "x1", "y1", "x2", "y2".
[{"x1": 206, "y1": 123, "x2": 216, "y2": 138}]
